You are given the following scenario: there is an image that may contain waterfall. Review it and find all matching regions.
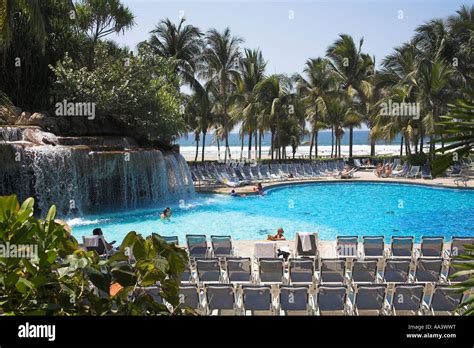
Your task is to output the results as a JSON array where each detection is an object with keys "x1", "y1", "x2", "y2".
[{"x1": 0, "y1": 127, "x2": 195, "y2": 216}]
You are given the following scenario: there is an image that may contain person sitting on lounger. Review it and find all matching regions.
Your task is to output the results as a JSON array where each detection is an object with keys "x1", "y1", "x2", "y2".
[
  {"x1": 160, "y1": 207, "x2": 172, "y2": 219},
  {"x1": 375, "y1": 163, "x2": 384, "y2": 177},
  {"x1": 267, "y1": 227, "x2": 286, "y2": 241},
  {"x1": 382, "y1": 164, "x2": 392, "y2": 178},
  {"x1": 93, "y1": 228, "x2": 116, "y2": 251}
]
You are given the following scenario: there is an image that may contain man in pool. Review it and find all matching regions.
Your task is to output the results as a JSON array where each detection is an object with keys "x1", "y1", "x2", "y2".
[
  {"x1": 160, "y1": 207, "x2": 172, "y2": 219},
  {"x1": 254, "y1": 183, "x2": 264, "y2": 195},
  {"x1": 267, "y1": 227, "x2": 286, "y2": 241}
]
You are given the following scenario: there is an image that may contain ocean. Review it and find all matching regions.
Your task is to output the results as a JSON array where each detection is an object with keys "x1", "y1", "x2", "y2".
[{"x1": 176, "y1": 130, "x2": 425, "y2": 160}]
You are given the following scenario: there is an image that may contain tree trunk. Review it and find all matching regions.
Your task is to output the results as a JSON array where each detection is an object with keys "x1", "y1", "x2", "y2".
[
  {"x1": 194, "y1": 134, "x2": 199, "y2": 162},
  {"x1": 201, "y1": 131, "x2": 206, "y2": 162},
  {"x1": 331, "y1": 127, "x2": 334, "y2": 158},
  {"x1": 248, "y1": 131, "x2": 252, "y2": 160},
  {"x1": 399, "y1": 135, "x2": 404, "y2": 156},
  {"x1": 217, "y1": 138, "x2": 221, "y2": 160},
  {"x1": 240, "y1": 134, "x2": 244, "y2": 161},
  {"x1": 370, "y1": 134, "x2": 376, "y2": 157},
  {"x1": 309, "y1": 130, "x2": 315, "y2": 160},
  {"x1": 349, "y1": 126, "x2": 353, "y2": 158},
  {"x1": 259, "y1": 131, "x2": 262, "y2": 160},
  {"x1": 315, "y1": 131, "x2": 319, "y2": 158},
  {"x1": 270, "y1": 129, "x2": 275, "y2": 160}
]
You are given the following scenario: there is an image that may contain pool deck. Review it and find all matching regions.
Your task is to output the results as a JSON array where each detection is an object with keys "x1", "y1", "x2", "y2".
[
  {"x1": 194, "y1": 169, "x2": 473, "y2": 195},
  {"x1": 181, "y1": 240, "x2": 450, "y2": 258}
]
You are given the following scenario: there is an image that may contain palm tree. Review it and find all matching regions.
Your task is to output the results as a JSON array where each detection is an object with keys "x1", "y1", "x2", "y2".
[
  {"x1": 200, "y1": 28, "x2": 243, "y2": 162},
  {"x1": 295, "y1": 57, "x2": 339, "y2": 159},
  {"x1": 143, "y1": 18, "x2": 203, "y2": 89},
  {"x1": 254, "y1": 74, "x2": 292, "y2": 160},
  {"x1": 231, "y1": 48, "x2": 267, "y2": 160},
  {"x1": 326, "y1": 34, "x2": 374, "y2": 156},
  {"x1": 0, "y1": 0, "x2": 46, "y2": 47}
]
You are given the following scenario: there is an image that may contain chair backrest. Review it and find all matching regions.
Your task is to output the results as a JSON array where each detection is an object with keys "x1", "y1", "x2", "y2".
[
  {"x1": 179, "y1": 285, "x2": 200, "y2": 310},
  {"x1": 317, "y1": 285, "x2": 347, "y2": 312},
  {"x1": 186, "y1": 234, "x2": 208, "y2": 258},
  {"x1": 242, "y1": 286, "x2": 272, "y2": 311},
  {"x1": 254, "y1": 242, "x2": 276, "y2": 259},
  {"x1": 415, "y1": 258, "x2": 443, "y2": 283},
  {"x1": 351, "y1": 259, "x2": 378, "y2": 283},
  {"x1": 289, "y1": 258, "x2": 314, "y2": 284},
  {"x1": 320, "y1": 258, "x2": 346, "y2": 283},
  {"x1": 337, "y1": 236, "x2": 358, "y2": 257},
  {"x1": 196, "y1": 258, "x2": 221, "y2": 283},
  {"x1": 354, "y1": 284, "x2": 387, "y2": 311},
  {"x1": 448, "y1": 259, "x2": 474, "y2": 282},
  {"x1": 392, "y1": 284, "x2": 424, "y2": 312},
  {"x1": 430, "y1": 286, "x2": 463, "y2": 313},
  {"x1": 211, "y1": 235, "x2": 233, "y2": 257},
  {"x1": 181, "y1": 262, "x2": 192, "y2": 283},
  {"x1": 226, "y1": 257, "x2": 252, "y2": 283},
  {"x1": 279, "y1": 286, "x2": 309, "y2": 311},
  {"x1": 259, "y1": 258, "x2": 284, "y2": 283},
  {"x1": 451, "y1": 237, "x2": 474, "y2": 257},
  {"x1": 205, "y1": 284, "x2": 235, "y2": 310},
  {"x1": 162, "y1": 236, "x2": 179, "y2": 245},
  {"x1": 141, "y1": 286, "x2": 163, "y2": 305},
  {"x1": 362, "y1": 236, "x2": 385, "y2": 257},
  {"x1": 295, "y1": 232, "x2": 318, "y2": 257},
  {"x1": 383, "y1": 259, "x2": 411, "y2": 283},
  {"x1": 420, "y1": 236, "x2": 444, "y2": 257},
  {"x1": 391, "y1": 236, "x2": 413, "y2": 257},
  {"x1": 82, "y1": 235, "x2": 107, "y2": 255}
]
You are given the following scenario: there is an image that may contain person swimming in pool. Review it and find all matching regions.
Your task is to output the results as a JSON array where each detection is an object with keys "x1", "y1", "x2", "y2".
[
  {"x1": 254, "y1": 183, "x2": 264, "y2": 195},
  {"x1": 160, "y1": 207, "x2": 172, "y2": 219}
]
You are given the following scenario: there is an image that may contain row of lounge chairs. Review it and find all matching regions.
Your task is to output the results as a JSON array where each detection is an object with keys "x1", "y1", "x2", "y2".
[
  {"x1": 190, "y1": 161, "x2": 353, "y2": 186},
  {"x1": 180, "y1": 234, "x2": 474, "y2": 261},
  {"x1": 182, "y1": 255, "x2": 470, "y2": 286},
  {"x1": 147, "y1": 281, "x2": 467, "y2": 316}
]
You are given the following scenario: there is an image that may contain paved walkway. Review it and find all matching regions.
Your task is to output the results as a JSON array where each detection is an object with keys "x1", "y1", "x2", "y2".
[{"x1": 195, "y1": 169, "x2": 473, "y2": 195}]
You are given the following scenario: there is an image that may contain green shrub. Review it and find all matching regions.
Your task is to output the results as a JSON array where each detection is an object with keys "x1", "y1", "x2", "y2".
[{"x1": 0, "y1": 195, "x2": 188, "y2": 315}]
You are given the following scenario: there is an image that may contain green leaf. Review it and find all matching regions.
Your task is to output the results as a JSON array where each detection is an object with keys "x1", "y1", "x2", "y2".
[{"x1": 15, "y1": 278, "x2": 34, "y2": 294}]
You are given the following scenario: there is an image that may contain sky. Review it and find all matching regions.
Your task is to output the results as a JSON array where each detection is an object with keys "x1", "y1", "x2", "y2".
[
  {"x1": 114, "y1": 0, "x2": 469, "y2": 74},
  {"x1": 111, "y1": 0, "x2": 470, "y2": 133}
]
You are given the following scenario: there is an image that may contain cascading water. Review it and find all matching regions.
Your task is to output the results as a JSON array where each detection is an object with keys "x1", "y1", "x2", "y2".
[{"x1": 0, "y1": 126, "x2": 194, "y2": 216}]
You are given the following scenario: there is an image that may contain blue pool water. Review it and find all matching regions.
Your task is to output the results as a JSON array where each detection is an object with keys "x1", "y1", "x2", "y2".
[{"x1": 70, "y1": 182, "x2": 474, "y2": 243}]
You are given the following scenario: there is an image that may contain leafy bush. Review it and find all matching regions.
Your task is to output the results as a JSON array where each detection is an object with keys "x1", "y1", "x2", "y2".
[
  {"x1": 450, "y1": 244, "x2": 474, "y2": 316},
  {"x1": 406, "y1": 152, "x2": 428, "y2": 166},
  {"x1": 0, "y1": 195, "x2": 188, "y2": 315},
  {"x1": 50, "y1": 43, "x2": 185, "y2": 146}
]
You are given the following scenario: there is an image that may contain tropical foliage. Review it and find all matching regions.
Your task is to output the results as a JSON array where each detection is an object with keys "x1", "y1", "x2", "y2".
[
  {"x1": 0, "y1": 194, "x2": 188, "y2": 315},
  {"x1": 450, "y1": 244, "x2": 474, "y2": 316},
  {"x1": 0, "y1": 2, "x2": 473, "y2": 161}
]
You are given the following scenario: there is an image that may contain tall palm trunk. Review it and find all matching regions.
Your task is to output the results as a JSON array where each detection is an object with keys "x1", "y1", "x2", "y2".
[
  {"x1": 370, "y1": 131, "x2": 376, "y2": 156},
  {"x1": 399, "y1": 135, "x2": 404, "y2": 156},
  {"x1": 315, "y1": 131, "x2": 319, "y2": 158},
  {"x1": 258, "y1": 131, "x2": 262, "y2": 160},
  {"x1": 240, "y1": 134, "x2": 244, "y2": 160},
  {"x1": 349, "y1": 126, "x2": 354, "y2": 158},
  {"x1": 331, "y1": 127, "x2": 334, "y2": 158},
  {"x1": 248, "y1": 130, "x2": 252, "y2": 160},
  {"x1": 309, "y1": 130, "x2": 315, "y2": 160},
  {"x1": 194, "y1": 134, "x2": 199, "y2": 162},
  {"x1": 201, "y1": 131, "x2": 206, "y2": 162},
  {"x1": 270, "y1": 129, "x2": 275, "y2": 160},
  {"x1": 217, "y1": 138, "x2": 221, "y2": 160}
]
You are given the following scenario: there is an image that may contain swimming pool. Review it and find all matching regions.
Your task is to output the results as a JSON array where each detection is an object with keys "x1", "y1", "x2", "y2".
[{"x1": 70, "y1": 182, "x2": 474, "y2": 243}]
